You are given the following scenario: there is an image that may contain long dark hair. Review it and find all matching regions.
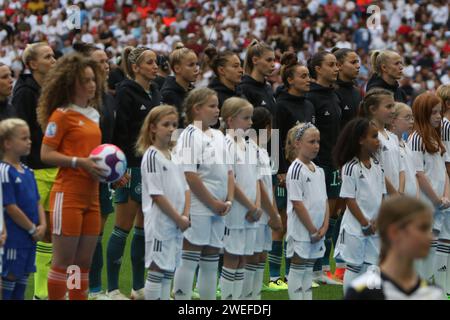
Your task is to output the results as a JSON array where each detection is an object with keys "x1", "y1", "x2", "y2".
[{"x1": 333, "y1": 117, "x2": 372, "y2": 168}]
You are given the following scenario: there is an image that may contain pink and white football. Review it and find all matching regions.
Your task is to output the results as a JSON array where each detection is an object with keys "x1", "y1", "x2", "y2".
[{"x1": 90, "y1": 144, "x2": 127, "y2": 183}]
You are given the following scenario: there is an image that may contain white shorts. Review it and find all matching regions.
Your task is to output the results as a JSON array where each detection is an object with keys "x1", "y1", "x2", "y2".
[
  {"x1": 145, "y1": 235, "x2": 183, "y2": 272},
  {"x1": 433, "y1": 209, "x2": 444, "y2": 233},
  {"x1": 254, "y1": 224, "x2": 272, "y2": 253},
  {"x1": 334, "y1": 228, "x2": 380, "y2": 266},
  {"x1": 223, "y1": 227, "x2": 257, "y2": 256},
  {"x1": 184, "y1": 215, "x2": 225, "y2": 249},
  {"x1": 438, "y1": 210, "x2": 450, "y2": 240},
  {"x1": 286, "y1": 237, "x2": 325, "y2": 260}
]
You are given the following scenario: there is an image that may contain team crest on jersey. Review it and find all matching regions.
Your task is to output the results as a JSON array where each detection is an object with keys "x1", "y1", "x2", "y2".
[
  {"x1": 163, "y1": 166, "x2": 167, "y2": 171},
  {"x1": 359, "y1": 174, "x2": 365, "y2": 179},
  {"x1": 15, "y1": 177, "x2": 22, "y2": 184},
  {"x1": 344, "y1": 105, "x2": 350, "y2": 110},
  {"x1": 324, "y1": 111, "x2": 330, "y2": 116},
  {"x1": 45, "y1": 122, "x2": 57, "y2": 137},
  {"x1": 306, "y1": 177, "x2": 311, "y2": 182},
  {"x1": 135, "y1": 184, "x2": 142, "y2": 195},
  {"x1": 382, "y1": 145, "x2": 388, "y2": 151}
]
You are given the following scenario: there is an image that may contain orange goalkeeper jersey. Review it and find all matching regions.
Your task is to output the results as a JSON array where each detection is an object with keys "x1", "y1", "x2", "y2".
[{"x1": 42, "y1": 105, "x2": 102, "y2": 195}]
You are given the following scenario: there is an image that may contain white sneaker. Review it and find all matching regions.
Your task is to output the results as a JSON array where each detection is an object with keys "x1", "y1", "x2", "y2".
[
  {"x1": 107, "y1": 289, "x2": 130, "y2": 300},
  {"x1": 130, "y1": 288, "x2": 145, "y2": 300},
  {"x1": 89, "y1": 291, "x2": 112, "y2": 300}
]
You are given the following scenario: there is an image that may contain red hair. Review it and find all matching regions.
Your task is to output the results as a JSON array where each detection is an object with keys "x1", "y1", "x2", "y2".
[{"x1": 412, "y1": 92, "x2": 444, "y2": 155}]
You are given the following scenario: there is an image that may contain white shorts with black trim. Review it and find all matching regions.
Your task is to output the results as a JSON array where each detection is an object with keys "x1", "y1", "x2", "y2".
[
  {"x1": 253, "y1": 224, "x2": 272, "y2": 253},
  {"x1": 183, "y1": 215, "x2": 225, "y2": 249},
  {"x1": 145, "y1": 235, "x2": 183, "y2": 272},
  {"x1": 223, "y1": 227, "x2": 257, "y2": 256},
  {"x1": 334, "y1": 228, "x2": 380, "y2": 266},
  {"x1": 438, "y1": 210, "x2": 450, "y2": 240},
  {"x1": 285, "y1": 236, "x2": 326, "y2": 260}
]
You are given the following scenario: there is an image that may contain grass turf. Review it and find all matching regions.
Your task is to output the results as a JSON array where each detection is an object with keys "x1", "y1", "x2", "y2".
[{"x1": 25, "y1": 213, "x2": 343, "y2": 300}]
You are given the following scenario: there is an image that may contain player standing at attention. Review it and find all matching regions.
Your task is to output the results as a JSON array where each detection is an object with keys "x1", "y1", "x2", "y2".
[
  {"x1": 1, "y1": 119, "x2": 45, "y2": 300},
  {"x1": 72, "y1": 42, "x2": 125, "y2": 300},
  {"x1": 38, "y1": 53, "x2": 105, "y2": 300},
  {"x1": 12, "y1": 42, "x2": 56, "y2": 300},
  {"x1": 247, "y1": 107, "x2": 282, "y2": 298},
  {"x1": 205, "y1": 46, "x2": 243, "y2": 110},
  {"x1": 173, "y1": 88, "x2": 234, "y2": 300},
  {"x1": 106, "y1": 46, "x2": 161, "y2": 300},
  {"x1": 389, "y1": 102, "x2": 418, "y2": 197},
  {"x1": 161, "y1": 44, "x2": 199, "y2": 127},
  {"x1": 136, "y1": 105, "x2": 190, "y2": 300},
  {"x1": 366, "y1": 50, "x2": 407, "y2": 103},
  {"x1": 285, "y1": 122, "x2": 329, "y2": 300},
  {"x1": 333, "y1": 118, "x2": 386, "y2": 294},
  {"x1": 305, "y1": 51, "x2": 342, "y2": 285},
  {"x1": 329, "y1": 47, "x2": 362, "y2": 281},
  {"x1": 360, "y1": 88, "x2": 404, "y2": 195},
  {"x1": 345, "y1": 196, "x2": 444, "y2": 300},
  {"x1": 220, "y1": 97, "x2": 260, "y2": 300},
  {"x1": 408, "y1": 92, "x2": 450, "y2": 296}
]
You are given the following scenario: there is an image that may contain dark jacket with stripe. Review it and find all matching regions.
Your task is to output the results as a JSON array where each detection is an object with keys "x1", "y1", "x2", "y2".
[
  {"x1": 306, "y1": 82, "x2": 342, "y2": 168},
  {"x1": 238, "y1": 75, "x2": 276, "y2": 116},
  {"x1": 12, "y1": 74, "x2": 51, "y2": 169},
  {"x1": 366, "y1": 74, "x2": 407, "y2": 103},
  {"x1": 335, "y1": 78, "x2": 362, "y2": 129},
  {"x1": 275, "y1": 90, "x2": 315, "y2": 173},
  {"x1": 113, "y1": 79, "x2": 161, "y2": 167}
]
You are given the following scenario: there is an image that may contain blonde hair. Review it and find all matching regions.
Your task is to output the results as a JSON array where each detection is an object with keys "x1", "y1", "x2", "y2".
[
  {"x1": 221, "y1": 97, "x2": 253, "y2": 129},
  {"x1": 183, "y1": 87, "x2": 217, "y2": 125},
  {"x1": 285, "y1": 123, "x2": 302, "y2": 163},
  {"x1": 392, "y1": 102, "x2": 410, "y2": 118},
  {"x1": 378, "y1": 195, "x2": 432, "y2": 264},
  {"x1": 169, "y1": 44, "x2": 196, "y2": 72},
  {"x1": 22, "y1": 42, "x2": 49, "y2": 70},
  {"x1": 436, "y1": 84, "x2": 450, "y2": 111},
  {"x1": 285, "y1": 122, "x2": 319, "y2": 162},
  {"x1": 370, "y1": 50, "x2": 400, "y2": 76},
  {"x1": 244, "y1": 40, "x2": 273, "y2": 74},
  {"x1": 0, "y1": 118, "x2": 29, "y2": 153},
  {"x1": 135, "y1": 105, "x2": 178, "y2": 156},
  {"x1": 122, "y1": 46, "x2": 153, "y2": 79}
]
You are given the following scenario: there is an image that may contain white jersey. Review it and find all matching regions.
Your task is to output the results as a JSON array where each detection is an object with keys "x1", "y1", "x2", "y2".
[
  {"x1": 141, "y1": 146, "x2": 189, "y2": 240},
  {"x1": 286, "y1": 159, "x2": 328, "y2": 242},
  {"x1": 340, "y1": 157, "x2": 386, "y2": 237},
  {"x1": 408, "y1": 131, "x2": 447, "y2": 207},
  {"x1": 0, "y1": 180, "x2": 3, "y2": 244},
  {"x1": 441, "y1": 117, "x2": 450, "y2": 163},
  {"x1": 225, "y1": 134, "x2": 259, "y2": 229},
  {"x1": 377, "y1": 129, "x2": 404, "y2": 190},
  {"x1": 399, "y1": 139, "x2": 418, "y2": 197},
  {"x1": 175, "y1": 124, "x2": 231, "y2": 216},
  {"x1": 257, "y1": 146, "x2": 274, "y2": 226}
]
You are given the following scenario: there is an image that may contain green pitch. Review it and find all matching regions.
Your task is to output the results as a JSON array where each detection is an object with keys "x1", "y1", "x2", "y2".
[{"x1": 25, "y1": 213, "x2": 344, "y2": 300}]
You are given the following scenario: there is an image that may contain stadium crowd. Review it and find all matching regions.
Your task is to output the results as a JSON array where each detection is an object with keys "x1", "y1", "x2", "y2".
[{"x1": 0, "y1": 0, "x2": 449, "y2": 100}]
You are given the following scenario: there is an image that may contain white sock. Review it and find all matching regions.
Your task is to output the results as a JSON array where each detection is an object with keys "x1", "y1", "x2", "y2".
[
  {"x1": 198, "y1": 254, "x2": 219, "y2": 300},
  {"x1": 343, "y1": 264, "x2": 362, "y2": 295},
  {"x1": 303, "y1": 261, "x2": 315, "y2": 300},
  {"x1": 232, "y1": 268, "x2": 245, "y2": 300},
  {"x1": 242, "y1": 264, "x2": 257, "y2": 300},
  {"x1": 144, "y1": 271, "x2": 164, "y2": 300},
  {"x1": 161, "y1": 271, "x2": 174, "y2": 300},
  {"x1": 288, "y1": 263, "x2": 305, "y2": 300},
  {"x1": 173, "y1": 251, "x2": 200, "y2": 300},
  {"x1": 252, "y1": 262, "x2": 265, "y2": 300},
  {"x1": 220, "y1": 267, "x2": 235, "y2": 300},
  {"x1": 422, "y1": 239, "x2": 437, "y2": 282},
  {"x1": 435, "y1": 241, "x2": 450, "y2": 289}
]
